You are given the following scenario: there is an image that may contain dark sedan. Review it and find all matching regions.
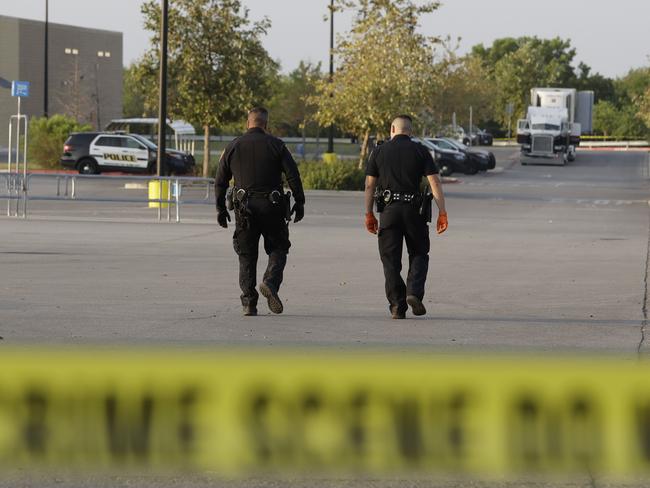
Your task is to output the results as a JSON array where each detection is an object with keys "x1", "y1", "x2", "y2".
[
  {"x1": 427, "y1": 138, "x2": 496, "y2": 172},
  {"x1": 414, "y1": 137, "x2": 474, "y2": 176}
]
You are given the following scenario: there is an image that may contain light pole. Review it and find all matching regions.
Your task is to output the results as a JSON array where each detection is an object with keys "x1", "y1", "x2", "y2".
[
  {"x1": 327, "y1": 0, "x2": 334, "y2": 154},
  {"x1": 64, "y1": 47, "x2": 80, "y2": 121},
  {"x1": 95, "y1": 51, "x2": 111, "y2": 130},
  {"x1": 156, "y1": 0, "x2": 169, "y2": 177},
  {"x1": 44, "y1": 0, "x2": 49, "y2": 117}
]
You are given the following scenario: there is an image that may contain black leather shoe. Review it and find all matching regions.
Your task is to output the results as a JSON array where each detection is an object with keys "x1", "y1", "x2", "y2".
[
  {"x1": 390, "y1": 306, "x2": 406, "y2": 320},
  {"x1": 406, "y1": 295, "x2": 426, "y2": 316},
  {"x1": 243, "y1": 305, "x2": 257, "y2": 316},
  {"x1": 259, "y1": 283, "x2": 283, "y2": 314}
]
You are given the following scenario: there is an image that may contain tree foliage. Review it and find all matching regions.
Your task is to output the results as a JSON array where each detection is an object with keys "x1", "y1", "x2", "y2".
[
  {"x1": 590, "y1": 68, "x2": 650, "y2": 137},
  {"x1": 574, "y1": 62, "x2": 615, "y2": 103},
  {"x1": 310, "y1": 0, "x2": 440, "y2": 165},
  {"x1": 472, "y1": 37, "x2": 578, "y2": 128},
  {"x1": 122, "y1": 63, "x2": 149, "y2": 118},
  {"x1": 267, "y1": 61, "x2": 323, "y2": 137},
  {"x1": 28, "y1": 115, "x2": 92, "y2": 168},
  {"x1": 136, "y1": 0, "x2": 278, "y2": 175},
  {"x1": 424, "y1": 42, "x2": 494, "y2": 134}
]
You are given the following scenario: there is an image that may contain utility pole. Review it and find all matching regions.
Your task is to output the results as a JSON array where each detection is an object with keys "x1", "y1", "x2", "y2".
[
  {"x1": 94, "y1": 51, "x2": 110, "y2": 130},
  {"x1": 327, "y1": 0, "x2": 334, "y2": 154},
  {"x1": 44, "y1": 0, "x2": 49, "y2": 117},
  {"x1": 156, "y1": 0, "x2": 169, "y2": 177},
  {"x1": 64, "y1": 48, "x2": 80, "y2": 120},
  {"x1": 469, "y1": 106, "x2": 473, "y2": 147},
  {"x1": 94, "y1": 62, "x2": 100, "y2": 130}
]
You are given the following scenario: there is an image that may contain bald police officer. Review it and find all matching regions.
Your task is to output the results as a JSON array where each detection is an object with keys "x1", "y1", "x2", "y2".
[
  {"x1": 364, "y1": 115, "x2": 448, "y2": 319},
  {"x1": 215, "y1": 107, "x2": 305, "y2": 316}
]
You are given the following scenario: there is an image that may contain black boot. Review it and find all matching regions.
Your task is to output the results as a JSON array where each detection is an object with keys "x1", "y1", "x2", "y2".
[
  {"x1": 259, "y1": 282, "x2": 283, "y2": 314},
  {"x1": 243, "y1": 305, "x2": 257, "y2": 316},
  {"x1": 406, "y1": 295, "x2": 426, "y2": 316},
  {"x1": 390, "y1": 305, "x2": 406, "y2": 320}
]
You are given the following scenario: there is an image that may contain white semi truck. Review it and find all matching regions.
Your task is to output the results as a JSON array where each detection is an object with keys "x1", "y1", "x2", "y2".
[{"x1": 516, "y1": 88, "x2": 593, "y2": 165}]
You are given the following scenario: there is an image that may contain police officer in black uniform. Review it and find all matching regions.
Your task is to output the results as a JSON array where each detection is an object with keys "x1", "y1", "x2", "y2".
[
  {"x1": 215, "y1": 107, "x2": 305, "y2": 316},
  {"x1": 364, "y1": 115, "x2": 448, "y2": 319}
]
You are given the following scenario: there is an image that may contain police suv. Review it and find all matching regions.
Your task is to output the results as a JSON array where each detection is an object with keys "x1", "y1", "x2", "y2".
[{"x1": 60, "y1": 132, "x2": 195, "y2": 175}]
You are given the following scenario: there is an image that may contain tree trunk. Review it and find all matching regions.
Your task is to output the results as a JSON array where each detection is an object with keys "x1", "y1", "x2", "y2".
[
  {"x1": 301, "y1": 118, "x2": 306, "y2": 161},
  {"x1": 358, "y1": 131, "x2": 370, "y2": 169},
  {"x1": 202, "y1": 125, "x2": 210, "y2": 177}
]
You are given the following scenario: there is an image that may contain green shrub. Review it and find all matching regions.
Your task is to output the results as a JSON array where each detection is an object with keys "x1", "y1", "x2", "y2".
[
  {"x1": 298, "y1": 160, "x2": 364, "y2": 191},
  {"x1": 28, "y1": 115, "x2": 92, "y2": 169}
]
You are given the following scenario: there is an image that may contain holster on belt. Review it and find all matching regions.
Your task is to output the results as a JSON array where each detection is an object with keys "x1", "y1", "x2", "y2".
[
  {"x1": 283, "y1": 190, "x2": 292, "y2": 221},
  {"x1": 225, "y1": 187, "x2": 235, "y2": 211},
  {"x1": 374, "y1": 187, "x2": 386, "y2": 213},
  {"x1": 233, "y1": 188, "x2": 252, "y2": 228},
  {"x1": 419, "y1": 192, "x2": 433, "y2": 222}
]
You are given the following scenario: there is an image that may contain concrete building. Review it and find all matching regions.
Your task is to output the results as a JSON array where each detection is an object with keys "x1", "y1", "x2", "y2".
[{"x1": 0, "y1": 15, "x2": 123, "y2": 149}]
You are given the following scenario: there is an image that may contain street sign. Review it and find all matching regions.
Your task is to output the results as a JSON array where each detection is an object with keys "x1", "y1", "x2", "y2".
[{"x1": 11, "y1": 81, "x2": 30, "y2": 98}]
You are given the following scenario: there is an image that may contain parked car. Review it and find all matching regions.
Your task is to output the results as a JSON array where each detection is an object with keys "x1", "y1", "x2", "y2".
[
  {"x1": 439, "y1": 125, "x2": 494, "y2": 146},
  {"x1": 438, "y1": 125, "x2": 473, "y2": 145},
  {"x1": 413, "y1": 137, "x2": 473, "y2": 176},
  {"x1": 436, "y1": 137, "x2": 496, "y2": 171},
  {"x1": 474, "y1": 128, "x2": 494, "y2": 146},
  {"x1": 60, "y1": 132, "x2": 195, "y2": 175}
]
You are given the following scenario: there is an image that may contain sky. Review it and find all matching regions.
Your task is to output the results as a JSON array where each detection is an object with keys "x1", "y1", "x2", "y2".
[{"x1": 1, "y1": 0, "x2": 648, "y2": 78}]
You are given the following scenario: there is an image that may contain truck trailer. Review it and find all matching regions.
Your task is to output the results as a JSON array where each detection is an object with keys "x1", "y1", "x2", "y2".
[{"x1": 516, "y1": 88, "x2": 593, "y2": 166}]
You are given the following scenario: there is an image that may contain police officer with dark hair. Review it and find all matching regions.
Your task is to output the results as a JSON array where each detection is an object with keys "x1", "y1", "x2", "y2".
[
  {"x1": 364, "y1": 115, "x2": 448, "y2": 319},
  {"x1": 215, "y1": 107, "x2": 305, "y2": 316}
]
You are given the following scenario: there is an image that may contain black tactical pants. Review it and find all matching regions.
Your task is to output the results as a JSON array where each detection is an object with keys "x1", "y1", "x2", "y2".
[
  {"x1": 378, "y1": 202, "x2": 430, "y2": 313},
  {"x1": 233, "y1": 198, "x2": 291, "y2": 307}
]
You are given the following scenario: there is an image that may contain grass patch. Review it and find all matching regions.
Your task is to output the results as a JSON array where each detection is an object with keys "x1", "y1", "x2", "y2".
[
  {"x1": 298, "y1": 160, "x2": 364, "y2": 191},
  {"x1": 0, "y1": 161, "x2": 52, "y2": 171}
]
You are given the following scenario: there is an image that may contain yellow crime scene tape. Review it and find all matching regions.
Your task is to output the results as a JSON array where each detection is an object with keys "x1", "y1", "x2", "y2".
[{"x1": 1, "y1": 349, "x2": 650, "y2": 478}]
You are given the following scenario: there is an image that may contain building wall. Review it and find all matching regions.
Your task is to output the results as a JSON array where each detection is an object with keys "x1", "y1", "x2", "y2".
[
  {"x1": 0, "y1": 15, "x2": 123, "y2": 150},
  {"x1": 0, "y1": 17, "x2": 20, "y2": 149}
]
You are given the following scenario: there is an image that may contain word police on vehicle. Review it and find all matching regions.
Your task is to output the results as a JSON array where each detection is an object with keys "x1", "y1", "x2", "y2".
[{"x1": 60, "y1": 132, "x2": 195, "y2": 175}]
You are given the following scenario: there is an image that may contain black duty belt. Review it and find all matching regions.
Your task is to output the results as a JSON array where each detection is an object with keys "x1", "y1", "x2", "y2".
[
  {"x1": 381, "y1": 189, "x2": 417, "y2": 204},
  {"x1": 234, "y1": 188, "x2": 284, "y2": 204}
]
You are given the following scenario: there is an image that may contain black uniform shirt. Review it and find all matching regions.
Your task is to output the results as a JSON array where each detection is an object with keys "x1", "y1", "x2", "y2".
[
  {"x1": 365, "y1": 135, "x2": 438, "y2": 193},
  {"x1": 215, "y1": 127, "x2": 305, "y2": 210}
]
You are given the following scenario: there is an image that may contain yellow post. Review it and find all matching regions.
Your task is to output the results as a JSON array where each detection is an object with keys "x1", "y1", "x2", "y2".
[
  {"x1": 322, "y1": 152, "x2": 338, "y2": 165},
  {"x1": 148, "y1": 180, "x2": 170, "y2": 208}
]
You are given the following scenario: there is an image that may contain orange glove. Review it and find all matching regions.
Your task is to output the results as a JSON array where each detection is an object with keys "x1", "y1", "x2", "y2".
[
  {"x1": 436, "y1": 211, "x2": 448, "y2": 234},
  {"x1": 365, "y1": 212, "x2": 378, "y2": 234}
]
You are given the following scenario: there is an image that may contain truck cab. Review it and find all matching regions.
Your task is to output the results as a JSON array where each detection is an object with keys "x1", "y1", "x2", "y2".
[{"x1": 517, "y1": 88, "x2": 592, "y2": 166}]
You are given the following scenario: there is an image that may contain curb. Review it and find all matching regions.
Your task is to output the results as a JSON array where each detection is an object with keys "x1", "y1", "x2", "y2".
[{"x1": 578, "y1": 147, "x2": 649, "y2": 152}]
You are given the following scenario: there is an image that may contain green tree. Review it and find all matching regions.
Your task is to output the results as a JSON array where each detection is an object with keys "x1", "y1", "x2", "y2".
[
  {"x1": 473, "y1": 36, "x2": 577, "y2": 86},
  {"x1": 28, "y1": 115, "x2": 92, "y2": 168},
  {"x1": 593, "y1": 100, "x2": 622, "y2": 137},
  {"x1": 491, "y1": 43, "x2": 562, "y2": 128},
  {"x1": 472, "y1": 36, "x2": 583, "y2": 129},
  {"x1": 615, "y1": 67, "x2": 650, "y2": 105},
  {"x1": 310, "y1": 0, "x2": 440, "y2": 166},
  {"x1": 426, "y1": 43, "x2": 495, "y2": 133},
  {"x1": 637, "y1": 88, "x2": 650, "y2": 132},
  {"x1": 613, "y1": 67, "x2": 650, "y2": 138},
  {"x1": 267, "y1": 61, "x2": 323, "y2": 138},
  {"x1": 122, "y1": 63, "x2": 149, "y2": 118},
  {"x1": 138, "y1": 0, "x2": 278, "y2": 176},
  {"x1": 574, "y1": 62, "x2": 615, "y2": 103}
]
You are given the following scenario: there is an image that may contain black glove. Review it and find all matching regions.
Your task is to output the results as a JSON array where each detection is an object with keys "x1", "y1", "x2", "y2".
[
  {"x1": 291, "y1": 202, "x2": 304, "y2": 223},
  {"x1": 217, "y1": 209, "x2": 231, "y2": 228}
]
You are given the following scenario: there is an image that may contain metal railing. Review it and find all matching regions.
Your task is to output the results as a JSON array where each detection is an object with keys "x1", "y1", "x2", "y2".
[
  {"x1": 0, "y1": 173, "x2": 215, "y2": 222},
  {"x1": 2, "y1": 172, "x2": 27, "y2": 217}
]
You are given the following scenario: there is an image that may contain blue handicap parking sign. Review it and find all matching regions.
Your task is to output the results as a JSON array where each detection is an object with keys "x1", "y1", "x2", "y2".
[{"x1": 11, "y1": 81, "x2": 30, "y2": 98}]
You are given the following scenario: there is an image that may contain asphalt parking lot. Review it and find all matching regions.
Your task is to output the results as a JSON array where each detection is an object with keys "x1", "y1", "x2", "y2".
[
  {"x1": 1, "y1": 148, "x2": 648, "y2": 353},
  {"x1": 1, "y1": 149, "x2": 649, "y2": 488}
]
